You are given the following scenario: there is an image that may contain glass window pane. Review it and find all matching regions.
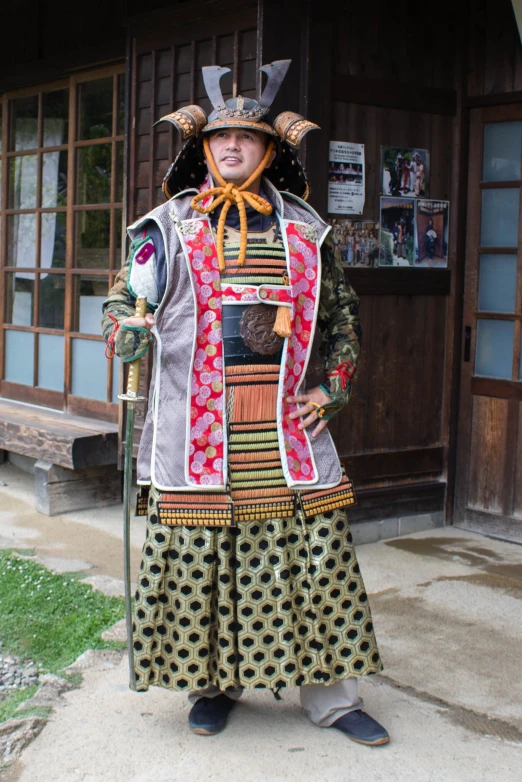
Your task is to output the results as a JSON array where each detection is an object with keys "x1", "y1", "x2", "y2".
[
  {"x1": 43, "y1": 89, "x2": 69, "y2": 147},
  {"x1": 73, "y1": 275, "x2": 108, "y2": 334},
  {"x1": 10, "y1": 95, "x2": 38, "y2": 151},
  {"x1": 9, "y1": 155, "x2": 38, "y2": 209},
  {"x1": 38, "y1": 334, "x2": 64, "y2": 391},
  {"x1": 111, "y1": 356, "x2": 121, "y2": 403},
  {"x1": 477, "y1": 254, "x2": 518, "y2": 313},
  {"x1": 76, "y1": 144, "x2": 111, "y2": 204},
  {"x1": 475, "y1": 318, "x2": 514, "y2": 379},
  {"x1": 480, "y1": 188, "x2": 520, "y2": 247},
  {"x1": 78, "y1": 78, "x2": 113, "y2": 140},
  {"x1": 5, "y1": 273, "x2": 34, "y2": 326},
  {"x1": 117, "y1": 75, "x2": 125, "y2": 135},
  {"x1": 75, "y1": 210, "x2": 110, "y2": 268},
  {"x1": 71, "y1": 339, "x2": 107, "y2": 400},
  {"x1": 483, "y1": 122, "x2": 522, "y2": 182},
  {"x1": 42, "y1": 150, "x2": 67, "y2": 207},
  {"x1": 7, "y1": 214, "x2": 36, "y2": 267},
  {"x1": 5, "y1": 331, "x2": 34, "y2": 385},
  {"x1": 39, "y1": 273, "x2": 65, "y2": 329},
  {"x1": 41, "y1": 213, "x2": 66, "y2": 269}
]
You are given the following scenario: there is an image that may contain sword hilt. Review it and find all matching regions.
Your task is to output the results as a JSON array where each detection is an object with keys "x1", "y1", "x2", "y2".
[{"x1": 119, "y1": 296, "x2": 148, "y2": 404}]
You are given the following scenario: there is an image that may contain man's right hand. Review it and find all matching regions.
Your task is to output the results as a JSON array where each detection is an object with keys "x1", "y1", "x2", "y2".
[{"x1": 122, "y1": 313, "x2": 156, "y2": 330}]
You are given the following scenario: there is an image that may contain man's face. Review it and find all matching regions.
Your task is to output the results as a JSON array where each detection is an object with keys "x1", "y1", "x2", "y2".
[{"x1": 206, "y1": 128, "x2": 272, "y2": 185}]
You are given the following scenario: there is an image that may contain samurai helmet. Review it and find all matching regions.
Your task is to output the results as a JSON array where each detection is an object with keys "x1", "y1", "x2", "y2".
[{"x1": 155, "y1": 59, "x2": 320, "y2": 199}]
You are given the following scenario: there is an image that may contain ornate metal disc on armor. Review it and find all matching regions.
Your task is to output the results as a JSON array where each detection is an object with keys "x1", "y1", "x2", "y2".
[{"x1": 239, "y1": 304, "x2": 284, "y2": 355}]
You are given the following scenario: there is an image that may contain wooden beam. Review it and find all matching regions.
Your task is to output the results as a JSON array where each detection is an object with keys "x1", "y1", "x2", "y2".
[
  {"x1": 455, "y1": 506, "x2": 522, "y2": 543},
  {"x1": 348, "y1": 481, "x2": 446, "y2": 523},
  {"x1": 464, "y1": 90, "x2": 522, "y2": 108},
  {"x1": 332, "y1": 74, "x2": 457, "y2": 116},
  {"x1": 342, "y1": 446, "x2": 444, "y2": 483},
  {"x1": 34, "y1": 461, "x2": 122, "y2": 516},
  {"x1": 443, "y1": 13, "x2": 470, "y2": 527},
  {"x1": 0, "y1": 399, "x2": 118, "y2": 470},
  {"x1": 346, "y1": 268, "x2": 451, "y2": 296},
  {"x1": 470, "y1": 376, "x2": 522, "y2": 401},
  {"x1": 0, "y1": 40, "x2": 125, "y2": 94}
]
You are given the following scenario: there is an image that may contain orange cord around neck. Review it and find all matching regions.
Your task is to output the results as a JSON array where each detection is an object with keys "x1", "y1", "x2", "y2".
[{"x1": 191, "y1": 137, "x2": 275, "y2": 272}]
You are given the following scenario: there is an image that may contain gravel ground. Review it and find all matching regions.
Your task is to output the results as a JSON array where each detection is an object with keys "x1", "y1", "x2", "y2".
[{"x1": 0, "y1": 646, "x2": 40, "y2": 694}]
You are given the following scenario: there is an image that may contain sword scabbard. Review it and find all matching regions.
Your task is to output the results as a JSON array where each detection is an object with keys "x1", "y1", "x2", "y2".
[{"x1": 120, "y1": 294, "x2": 148, "y2": 692}]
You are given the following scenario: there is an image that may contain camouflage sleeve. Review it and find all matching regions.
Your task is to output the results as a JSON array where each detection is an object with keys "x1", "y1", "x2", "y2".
[
  {"x1": 315, "y1": 233, "x2": 362, "y2": 419},
  {"x1": 101, "y1": 239, "x2": 153, "y2": 363}
]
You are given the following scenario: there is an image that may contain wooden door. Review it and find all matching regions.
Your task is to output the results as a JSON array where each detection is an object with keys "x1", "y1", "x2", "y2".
[{"x1": 455, "y1": 104, "x2": 522, "y2": 541}]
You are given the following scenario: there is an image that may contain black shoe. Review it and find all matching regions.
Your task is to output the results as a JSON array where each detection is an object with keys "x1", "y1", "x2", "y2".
[
  {"x1": 331, "y1": 709, "x2": 389, "y2": 746},
  {"x1": 188, "y1": 694, "x2": 236, "y2": 735}
]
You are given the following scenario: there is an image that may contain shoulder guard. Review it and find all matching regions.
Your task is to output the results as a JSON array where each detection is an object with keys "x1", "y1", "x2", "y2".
[{"x1": 128, "y1": 235, "x2": 160, "y2": 307}]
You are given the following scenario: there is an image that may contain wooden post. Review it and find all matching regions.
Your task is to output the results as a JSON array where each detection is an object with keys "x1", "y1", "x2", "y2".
[{"x1": 34, "y1": 461, "x2": 122, "y2": 516}]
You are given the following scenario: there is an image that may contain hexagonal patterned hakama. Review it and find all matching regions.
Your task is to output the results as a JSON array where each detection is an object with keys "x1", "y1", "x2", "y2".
[{"x1": 132, "y1": 502, "x2": 382, "y2": 692}]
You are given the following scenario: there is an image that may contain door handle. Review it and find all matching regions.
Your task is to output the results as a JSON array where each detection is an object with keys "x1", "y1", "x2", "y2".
[{"x1": 464, "y1": 326, "x2": 471, "y2": 362}]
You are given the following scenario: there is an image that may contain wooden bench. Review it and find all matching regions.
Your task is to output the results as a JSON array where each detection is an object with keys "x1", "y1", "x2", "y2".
[{"x1": 0, "y1": 399, "x2": 121, "y2": 515}]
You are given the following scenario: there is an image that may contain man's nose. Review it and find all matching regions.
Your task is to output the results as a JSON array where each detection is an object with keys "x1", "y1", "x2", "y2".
[{"x1": 225, "y1": 138, "x2": 240, "y2": 150}]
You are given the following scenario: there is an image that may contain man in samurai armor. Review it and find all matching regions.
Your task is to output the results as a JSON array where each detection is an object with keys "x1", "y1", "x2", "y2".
[{"x1": 102, "y1": 60, "x2": 388, "y2": 746}]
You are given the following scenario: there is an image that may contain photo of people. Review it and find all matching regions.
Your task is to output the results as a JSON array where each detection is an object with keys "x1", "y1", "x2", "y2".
[
  {"x1": 330, "y1": 219, "x2": 380, "y2": 267},
  {"x1": 381, "y1": 147, "x2": 429, "y2": 198},
  {"x1": 379, "y1": 197, "x2": 415, "y2": 266},
  {"x1": 328, "y1": 161, "x2": 364, "y2": 185},
  {"x1": 415, "y1": 199, "x2": 450, "y2": 267}
]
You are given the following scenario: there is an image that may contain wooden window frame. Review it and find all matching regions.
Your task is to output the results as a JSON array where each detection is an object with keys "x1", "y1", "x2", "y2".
[
  {"x1": 467, "y1": 105, "x2": 522, "y2": 399},
  {"x1": 0, "y1": 64, "x2": 125, "y2": 422}
]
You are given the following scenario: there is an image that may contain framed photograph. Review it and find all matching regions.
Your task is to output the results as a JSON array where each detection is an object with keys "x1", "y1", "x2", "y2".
[
  {"x1": 379, "y1": 197, "x2": 416, "y2": 267},
  {"x1": 381, "y1": 146, "x2": 430, "y2": 197},
  {"x1": 415, "y1": 199, "x2": 450, "y2": 267},
  {"x1": 330, "y1": 218, "x2": 380, "y2": 267}
]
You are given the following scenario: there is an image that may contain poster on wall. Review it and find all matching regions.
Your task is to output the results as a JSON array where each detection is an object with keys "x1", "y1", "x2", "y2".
[
  {"x1": 381, "y1": 146, "x2": 430, "y2": 198},
  {"x1": 379, "y1": 197, "x2": 416, "y2": 266},
  {"x1": 330, "y1": 218, "x2": 380, "y2": 267},
  {"x1": 414, "y1": 199, "x2": 450, "y2": 267},
  {"x1": 328, "y1": 141, "x2": 365, "y2": 215}
]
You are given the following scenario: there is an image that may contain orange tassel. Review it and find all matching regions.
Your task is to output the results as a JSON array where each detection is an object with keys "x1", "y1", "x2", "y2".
[{"x1": 273, "y1": 306, "x2": 292, "y2": 338}]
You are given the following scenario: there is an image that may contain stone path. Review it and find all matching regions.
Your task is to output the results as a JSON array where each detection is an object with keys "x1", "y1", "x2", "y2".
[{"x1": 1, "y1": 463, "x2": 522, "y2": 781}]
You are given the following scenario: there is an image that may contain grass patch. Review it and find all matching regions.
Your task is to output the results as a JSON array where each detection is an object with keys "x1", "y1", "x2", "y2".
[
  {"x1": 0, "y1": 687, "x2": 38, "y2": 723},
  {"x1": 0, "y1": 550, "x2": 126, "y2": 675}
]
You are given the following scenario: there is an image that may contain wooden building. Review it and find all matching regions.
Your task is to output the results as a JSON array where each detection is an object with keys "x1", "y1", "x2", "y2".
[{"x1": 0, "y1": 0, "x2": 521, "y2": 543}]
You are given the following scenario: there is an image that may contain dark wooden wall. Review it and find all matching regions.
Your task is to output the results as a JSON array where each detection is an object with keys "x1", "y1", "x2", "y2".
[
  {"x1": 294, "y1": 0, "x2": 461, "y2": 520},
  {"x1": 468, "y1": 0, "x2": 522, "y2": 96},
  {"x1": 129, "y1": 2, "x2": 258, "y2": 219}
]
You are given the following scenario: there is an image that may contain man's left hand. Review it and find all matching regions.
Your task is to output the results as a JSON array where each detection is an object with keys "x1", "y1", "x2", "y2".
[{"x1": 287, "y1": 387, "x2": 333, "y2": 438}]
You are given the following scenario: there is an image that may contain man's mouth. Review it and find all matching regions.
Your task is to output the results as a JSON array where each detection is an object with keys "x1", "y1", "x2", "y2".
[{"x1": 222, "y1": 156, "x2": 242, "y2": 164}]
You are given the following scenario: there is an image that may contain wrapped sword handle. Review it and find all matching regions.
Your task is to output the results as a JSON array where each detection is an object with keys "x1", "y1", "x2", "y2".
[{"x1": 126, "y1": 297, "x2": 148, "y2": 397}]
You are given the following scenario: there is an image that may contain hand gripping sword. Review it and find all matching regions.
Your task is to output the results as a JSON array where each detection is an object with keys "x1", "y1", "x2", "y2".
[{"x1": 118, "y1": 296, "x2": 148, "y2": 691}]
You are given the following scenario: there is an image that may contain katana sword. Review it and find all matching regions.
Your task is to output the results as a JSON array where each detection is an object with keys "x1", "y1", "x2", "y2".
[{"x1": 119, "y1": 296, "x2": 148, "y2": 691}]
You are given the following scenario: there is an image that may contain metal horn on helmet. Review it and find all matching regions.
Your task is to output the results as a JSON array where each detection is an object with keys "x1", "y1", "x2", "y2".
[
  {"x1": 258, "y1": 60, "x2": 292, "y2": 114},
  {"x1": 202, "y1": 65, "x2": 232, "y2": 112},
  {"x1": 153, "y1": 105, "x2": 208, "y2": 140},
  {"x1": 273, "y1": 111, "x2": 320, "y2": 149}
]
